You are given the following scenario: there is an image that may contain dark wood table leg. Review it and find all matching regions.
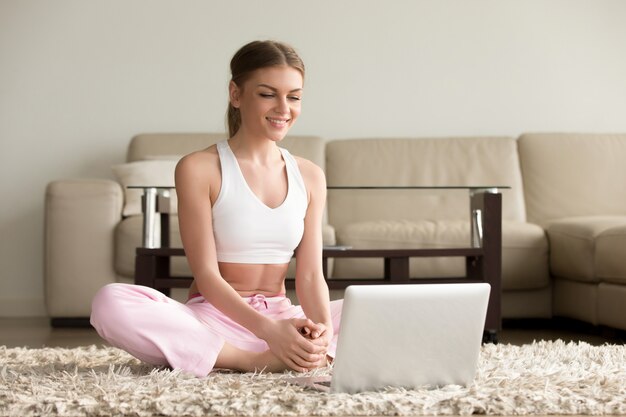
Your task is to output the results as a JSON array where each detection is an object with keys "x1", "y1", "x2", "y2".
[
  {"x1": 385, "y1": 257, "x2": 410, "y2": 283},
  {"x1": 135, "y1": 251, "x2": 155, "y2": 289},
  {"x1": 160, "y1": 212, "x2": 170, "y2": 248},
  {"x1": 471, "y1": 191, "x2": 502, "y2": 341},
  {"x1": 135, "y1": 250, "x2": 171, "y2": 296}
]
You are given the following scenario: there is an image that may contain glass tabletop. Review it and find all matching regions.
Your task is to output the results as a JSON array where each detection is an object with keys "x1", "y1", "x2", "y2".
[
  {"x1": 326, "y1": 186, "x2": 511, "y2": 190},
  {"x1": 127, "y1": 186, "x2": 175, "y2": 189},
  {"x1": 127, "y1": 185, "x2": 511, "y2": 190}
]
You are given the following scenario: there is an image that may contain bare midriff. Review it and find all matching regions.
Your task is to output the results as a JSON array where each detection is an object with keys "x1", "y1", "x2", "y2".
[{"x1": 188, "y1": 262, "x2": 289, "y2": 299}]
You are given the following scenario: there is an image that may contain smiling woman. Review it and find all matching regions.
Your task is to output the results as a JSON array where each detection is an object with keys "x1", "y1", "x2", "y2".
[
  {"x1": 229, "y1": 66, "x2": 303, "y2": 143},
  {"x1": 227, "y1": 41, "x2": 305, "y2": 139},
  {"x1": 89, "y1": 40, "x2": 343, "y2": 378}
]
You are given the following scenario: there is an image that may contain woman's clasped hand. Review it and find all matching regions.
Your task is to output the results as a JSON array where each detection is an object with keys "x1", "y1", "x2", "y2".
[{"x1": 261, "y1": 318, "x2": 331, "y2": 372}]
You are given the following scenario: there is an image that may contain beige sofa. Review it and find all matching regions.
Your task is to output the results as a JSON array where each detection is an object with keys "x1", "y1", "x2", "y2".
[
  {"x1": 518, "y1": 133, "x2": 626, "y2": 331},
  {"x1": 44, "y1": 133, "x2": 626, "y2": 331}
]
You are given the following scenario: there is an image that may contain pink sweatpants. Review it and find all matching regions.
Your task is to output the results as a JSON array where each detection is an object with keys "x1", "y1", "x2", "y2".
[{"x1": 90, "y1": 283, "x2": 343, "y2": 377}]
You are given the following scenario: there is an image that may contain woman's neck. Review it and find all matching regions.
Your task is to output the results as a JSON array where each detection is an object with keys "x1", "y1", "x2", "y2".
[{"x1": 228, "y1": 132, "x2": 282, "y2": 165}]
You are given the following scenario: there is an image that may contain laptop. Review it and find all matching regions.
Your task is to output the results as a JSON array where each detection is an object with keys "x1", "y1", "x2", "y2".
[{"x1": 287, "y1": 283, "x2": 490, "y2": 394}]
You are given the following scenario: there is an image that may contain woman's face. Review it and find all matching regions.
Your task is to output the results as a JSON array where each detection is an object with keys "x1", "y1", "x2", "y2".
[{"x1": 230, "y1": 65, "x2": 303, "y2": 142}]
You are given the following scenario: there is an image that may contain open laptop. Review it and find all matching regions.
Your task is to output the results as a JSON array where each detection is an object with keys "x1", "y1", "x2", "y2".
[{"x1": 287, "y1": 283, "x2": 490, "y2": 394}]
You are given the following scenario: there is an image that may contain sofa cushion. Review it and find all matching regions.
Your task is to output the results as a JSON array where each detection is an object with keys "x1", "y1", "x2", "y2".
[
  {"x1": 127, "y1": 133, "x2": 226, "y2": 162},
  {"x1": 518, "y1": 133, "x2": 626, "y2": 227},
  {"x1": 120, "y1": 134, "x2": 327, "y2": 218},
  {"x1": 501, "y1": 221, "x2": 550, "y2": 290},
  {"x1": 595, "y1": 224, "x2": 626, "y2": 285},
  {"x1": 332, "y1": 220, "x2": 549, "y2": 290},
  {"x1": 546, "y1": 216, "x2": 626, "y2": 283},
  {"x1": 325, "y1": 137, "x2": 527, "y2": 234},
  {"x1": 128, "y1": 133, "x2": 326, "y2": 170},
  {"x1": 115, "y1": 215, "x2": 337, "y2": 279},
  {"x1": 553, "y1": 279, "x2": 598, "y2": 325},
  {"x1": 598, "y1": 283, "x2": 626, "y2": 329},
  {"x1": 112, "y1": 160, "x2": 178, "y2": 216}
]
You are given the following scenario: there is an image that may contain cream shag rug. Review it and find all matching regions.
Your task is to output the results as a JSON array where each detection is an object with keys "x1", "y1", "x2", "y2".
[{"x1": 1, "y1": 341, "x2": 625, "y2": 416}]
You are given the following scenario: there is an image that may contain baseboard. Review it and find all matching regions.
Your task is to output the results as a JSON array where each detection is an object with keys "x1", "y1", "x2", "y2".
[
  {"x1": 50, "y1": 317, "x2": 92, "y2": 328},
  {"x1": 0, "y1": 297, "x2": 47, "y2": 317}
]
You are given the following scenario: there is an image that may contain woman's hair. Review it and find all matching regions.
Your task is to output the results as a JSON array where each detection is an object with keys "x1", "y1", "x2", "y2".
[{"x1": 227, "y1": 40, "x2": 305, "y2": 138}]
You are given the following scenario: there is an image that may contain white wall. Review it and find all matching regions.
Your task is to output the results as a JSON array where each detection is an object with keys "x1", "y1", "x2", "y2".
[{"x1": 1, "y1": 0, "x2": 626, "y2": 317}]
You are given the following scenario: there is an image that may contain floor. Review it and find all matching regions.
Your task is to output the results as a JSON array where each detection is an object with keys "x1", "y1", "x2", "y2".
[
  {"x1": 1, "y1": 317, "x2": 623, "y2": 417},
  {"x1": 1, "y1": 317, "x2": 624, "y2": 349}
]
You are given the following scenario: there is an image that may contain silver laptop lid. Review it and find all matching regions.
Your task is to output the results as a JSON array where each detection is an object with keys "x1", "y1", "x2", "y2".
[{"x1": 331, "y1": 283, "x2": 490, "y2": 393}]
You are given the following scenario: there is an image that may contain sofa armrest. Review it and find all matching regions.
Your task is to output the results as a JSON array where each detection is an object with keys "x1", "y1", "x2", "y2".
[{"x1": 44, "y1": 179, "x2": 123, "y2": 318}]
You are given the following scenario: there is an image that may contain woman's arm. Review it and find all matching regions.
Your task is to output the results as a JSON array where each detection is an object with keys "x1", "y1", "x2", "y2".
[
  {"x1": 175, "y1": 151, "x2": 324, "y2": 370},
  {"x1": 176, "y1": 152, "x2": 269, "y2": 331},
  {"x1": 294, "y1": 159, "x2": 333, "y2": 342}
]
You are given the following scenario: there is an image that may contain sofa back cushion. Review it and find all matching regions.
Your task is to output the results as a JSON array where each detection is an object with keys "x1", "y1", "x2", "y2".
[
  {"x1": 519, "y1": 133, "x2": 626, "y2": 226},
  {"x1": 127, "y1": 133, "x2": 226, "y2": 162},
  {"x1": 121, "y1": 133, "x2": 325, "y2": 216},
  {"x1": 127, "y1": 133, "x2": 326, "y2": 169},
  {"x1": 325, "y1": 137, "x2": 526, "y2": 232}
]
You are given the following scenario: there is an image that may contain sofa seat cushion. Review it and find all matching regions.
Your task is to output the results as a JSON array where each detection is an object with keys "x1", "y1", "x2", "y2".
[
  {"x1": 595, "y1": 224, "x2": 626, "y2": 285},
  {"x1": 333, "y1": 219, "x2": 549, "y2": 290},
  {"x1": 546, "y1": 216, "x2": 626, "y2": 283},
  {"x1": 115, "y1": 215, "x2": 337, "y2": 279},
  {"x1": 502, "y1": 221, "x2": 550, "y2": 290}
]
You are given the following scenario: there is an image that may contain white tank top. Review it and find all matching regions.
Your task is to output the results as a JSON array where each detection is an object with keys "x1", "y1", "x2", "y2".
[{"x1": 212, "y1": 140, "x2": 308, "y2": 264}]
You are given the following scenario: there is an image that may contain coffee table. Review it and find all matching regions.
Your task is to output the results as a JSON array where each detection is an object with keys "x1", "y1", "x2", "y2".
[{"x1": 131, "y1": 185, "x2": 507, "y2": 342}]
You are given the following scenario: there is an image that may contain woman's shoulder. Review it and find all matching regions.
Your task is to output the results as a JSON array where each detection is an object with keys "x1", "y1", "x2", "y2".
[
  {"x1": 175, "y1": 145, "x2": 220, "y2": 184},
  {"x1": 293, "y1": 155, "x2": 326, "y2": 190},
  {"x1": 292, "y1": 155, "x2": 323, "y2": 175},
  {"x1": 178, "y1": 144, "x2": 219, "y2": 167}
]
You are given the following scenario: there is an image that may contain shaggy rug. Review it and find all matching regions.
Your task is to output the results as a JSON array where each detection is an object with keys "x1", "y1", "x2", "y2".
[{"x1": 1, "y1": 340, "x2": 625, "y2": 416}]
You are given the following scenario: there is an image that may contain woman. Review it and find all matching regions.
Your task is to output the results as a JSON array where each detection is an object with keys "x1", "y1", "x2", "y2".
[{"x1": 90, "y1": 40, "x2": 342, "y2": 377}]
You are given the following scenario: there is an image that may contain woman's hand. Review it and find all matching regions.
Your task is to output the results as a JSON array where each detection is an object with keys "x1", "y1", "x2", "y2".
[
  {"x1": 299, "y1": 322, "x2": 333, "y2": 367},
  {"x1": 260, "y1": 318, "x2": 327, "y2": 372}
]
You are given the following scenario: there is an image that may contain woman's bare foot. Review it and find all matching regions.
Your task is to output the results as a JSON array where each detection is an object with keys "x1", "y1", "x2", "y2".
[
  {"x1": 248, "y1": 351, "x2": 332, "y2": 373},
  {"x1": 215, "y1": 343, "x2": 287, "y2": 372},
  {"x1": 248, "y1": 350, "x2": 290, "y2": 373},
  {"x1": 218, "y1": 343, "x2": 329, "y2": 373}
]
